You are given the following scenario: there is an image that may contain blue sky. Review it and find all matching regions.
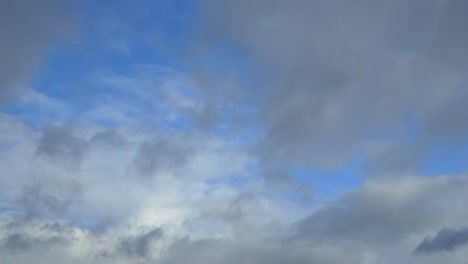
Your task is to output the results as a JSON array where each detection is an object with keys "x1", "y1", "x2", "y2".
[{"x1": 1, "y1": 1, "x2": 468, "y2": 263}]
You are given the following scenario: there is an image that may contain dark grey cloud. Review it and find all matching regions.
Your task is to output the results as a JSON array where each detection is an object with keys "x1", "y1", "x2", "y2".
[
  {"x1": 0, "y1": 0, "x2": 78, "y2": 106},
  {"x1": 36, "y1": 125, "x2": 89, "y2": 168},
  {"x1": 415, "y1": 227, "x2": 468, "y2": 254},
  {"x1": 117, "y1": 227, "x2": 164, "y2": 258}
]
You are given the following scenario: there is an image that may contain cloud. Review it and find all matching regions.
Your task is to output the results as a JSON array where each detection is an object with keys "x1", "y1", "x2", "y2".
[
  {"x1": 1, "y1": 172, "x2": 468, "y2": 263},
  {"x1": 35, "y1": 125, "x2": 89, "y2": 168},
  {"x1": 2, "y1": 232, "x2": 68, "y2": 251},
  {"x1": 0, "y1": 220, "x2": 78, "y2": 253},
  {"x1": 117, "y1": 227, "x2": 164, "y2": 258},
  {"x1": 1, "y1": 1, "x2": 468, "y2": 263},
  {"x1": 132, "y1": 139, "x2": 191, "y2": 178},
  {"x1": 15, "y1": 181, "x2": 82, "y2": 220},
  {"x1": 294, "y1": 175, "x2": 468, "y2": 244},
  {"x1": 415, "y1": 227, "x2": 468, "y2": 254},
  {"x1": 89, "y1": 129, "x2": 127, "y2": 149}
]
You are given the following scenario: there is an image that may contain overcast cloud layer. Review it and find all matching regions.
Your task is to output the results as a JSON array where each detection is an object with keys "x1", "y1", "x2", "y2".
[{"x1": 1, "y1": 1, "x2": 468, "y2": 263}]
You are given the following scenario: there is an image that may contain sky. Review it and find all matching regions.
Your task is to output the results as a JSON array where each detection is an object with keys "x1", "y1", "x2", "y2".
[{"x1": 1, "y1": 0, "x2": 468, "y2": 263}]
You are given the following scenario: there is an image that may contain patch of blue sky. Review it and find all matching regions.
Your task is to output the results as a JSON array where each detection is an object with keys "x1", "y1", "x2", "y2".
[
  {"x1": 287, "y1": 158, "x2": 365, "y2": 202},
  {"x1": 72, "y1": 216, "x2": 114, "y2": 233},
  {"x1": 421, "y1": 141, "x2": 468, "y2": 176},
  {"x1": 92, "y1": 0, "x2": 198, "y2": 70},
  {"x1": 3, "y1": 0, "x2": 258, "y2": 177},
  {"x1": 0, "y1": 190, "x2": 17, "y2": 216},
  {"x1": 5, "y1": 0, "x2": 200, "y2": 123},
  {"x1": 3, "y1": 104, "x2": 61, "y2": 130},
  {"x1": 202, "y1": 161, "x2": 260, "y2": 197},
  {"x1": 3, "y1": 0, "x2": 264, "y2": 146},
  {"x1": 0, "y1": 205, "x2": 21, "y2": 219},
  {"x1": 203, "y1": 175, "x2": 250, "y2": 194}
]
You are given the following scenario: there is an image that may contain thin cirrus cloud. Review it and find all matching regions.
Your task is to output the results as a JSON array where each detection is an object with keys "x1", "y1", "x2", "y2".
[{"x1": 0, "y1": 0, "x2": 467, "y2": 263}]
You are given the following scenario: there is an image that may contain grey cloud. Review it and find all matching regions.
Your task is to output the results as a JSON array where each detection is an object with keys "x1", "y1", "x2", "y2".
[
  {"x1": 415, "y1": 227, "x2": 468, "y2": 254},
  {"x1": 161, "y1": 238, "x2": 294, "y2": 264},
  {"x1": 159, "y1": 238, "x2": 225, "y2": 264},
  {"x1": 159, "y1": 236, "x2": 356, "y2": 264},
  {"x1": 2, "y1": 1, "x2": 468, "y2": 263},
  {"x1": 40, "y1": 222, "x2": 76, "y2": 234},
  {"x1": 3, "y1": 233, "x2": 31, "y2": 251},
  {"x1": 196, "y1": 101, "x2": 219, "y2": 131},
  {"x1": 221, "y1": 192, "x2": 255, "y2": 222},
  {"x1": 366, "y1": 92, "x2": 468, "y2": 176},
  {"x1": 2, "y1": 232, "x2": 68, "y2": 252},
  {"x1": 3, "y1": 174, "x2": 468, "y2": 263},
  {"x1": 200, "y1": 0, "x2": 468, "y2": 178},
  {"x1": 133, "y1": 139, "x2": 190, "y2": 177},
  {"x1": 365, "y1": 143, "x2": 425, "y2": 176},
  {"x1": 117, "y1": 227, "x2": 164, "y2": 258},
  {"x1": 1, "y1": 221, "x2": 76, "y2": 252},
  {"x1": 294, "y1": 176, "x2": 468, "y2": 244},
  {"x1": 421, "y1": 95, "x2": 468, "y2": 143},
  {"x1": 423, "y1": 0, "x2": 468, "y2": 71},
  {"x1": 0, "y1": 0, "x2": 78, "y2": 106},
  {"x1": 36, "y1": 125, "x2": 89, "y2": 168},
  {"x1": 74, "y1": 216, "x2": 116, "y2": 236},
  {"x1": 90, "y1": 129, "x2": 127, "y2": 148},
  {"x1": 15, "y1": 181, "x2": 82, "y2": 220}
]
